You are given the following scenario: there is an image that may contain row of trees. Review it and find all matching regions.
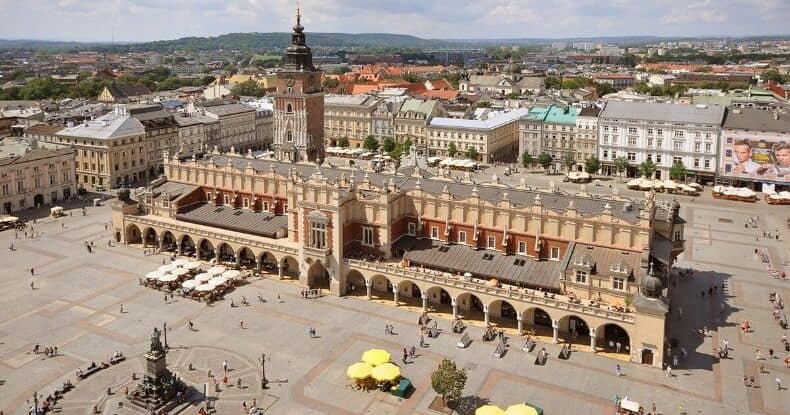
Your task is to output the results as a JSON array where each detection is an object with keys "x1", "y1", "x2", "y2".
[
  {"x1": 335, "y1": 135, "x2": 481, "y2": 161},
  {"x1": 520, "y1": 151, "x2": 689, "y2": 180}
]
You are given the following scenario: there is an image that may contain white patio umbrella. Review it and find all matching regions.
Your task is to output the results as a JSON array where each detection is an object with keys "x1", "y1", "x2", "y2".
[
  {"x1": 207, "y1": 266, "x2": 227, "y2": 275},
  {"x1": 182, "y1": 261, "x2": 202, "y2": 270},
  {"x1": 181, "y1": 279, "x2": 200, "y2": 289},
  {"x1": 172, "y1": 259, "x2": 188, "y2": 267},
  {"x1": 195, "y1": 283, "x2": 215, "y2": 292},
  {"x1": 159, "y1": 274, "x2": 178, "y2": 282},
  {"x1": 195, "y1": 273, "x2": 212, "y2": 283},
  {"x1": 208, "y1": 276, "x2": 228, "y2": 286},
  {"x1": 145, "y1": 270, "x2": 165, "y2": 280},
  {"x1": 158, "y1": 264, "x2": 178, "y2": 273},
  {"x1": 221, "y1": 270, "x2": 242, "y2": 280},
  {"x1": 171, "y1": 268, "x2": 189, "y2": 277}
]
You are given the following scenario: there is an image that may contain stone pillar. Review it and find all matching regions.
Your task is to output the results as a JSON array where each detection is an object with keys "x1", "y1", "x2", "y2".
[
  {"x1": 278, "y1": 264, "x2": 283, "y2": 280},
  {"x1": 517, "y1": 314, "x2": 523, "y2": 335},
  {"x1": 451, "y1": 299, "x2": 458, "y2": 319},
  {"x1": 366, "y1": 280, "x2": 372, "y2": 300},
  {"x1": 255, "y1": 258, "x2": 261, "y2": 272},
  {"x1": 421, "y1": 294, "x2": 428, "y2": 312},
  {"x1": 393, "y1": 289, "x2": 399, "y2": 306},
  {"x1": 552, "y1": 320, "x2": 559, "y2": 344},
  {"x1": 483, "y1": 305, "x2": 490, "y2": 326},
  {"x1": 589, "y1": 327, "x2": 597, "y2": 353}
]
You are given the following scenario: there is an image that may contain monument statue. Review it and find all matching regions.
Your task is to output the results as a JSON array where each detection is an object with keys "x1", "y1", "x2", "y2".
[{"x1": 149, "y1": 327, "x2": 164, "y2": 353}]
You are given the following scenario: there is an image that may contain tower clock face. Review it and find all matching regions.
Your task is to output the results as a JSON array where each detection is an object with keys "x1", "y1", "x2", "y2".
[{"x1": 286, "y1": 76, "x2": 296, "y2": 87}]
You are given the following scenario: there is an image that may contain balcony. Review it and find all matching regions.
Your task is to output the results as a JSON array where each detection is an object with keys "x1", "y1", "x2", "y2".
[{"x1": 345, "y1": 259, "x2": 635, "y2": 323}]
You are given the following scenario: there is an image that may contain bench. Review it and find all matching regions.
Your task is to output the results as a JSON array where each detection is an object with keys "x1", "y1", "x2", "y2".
[{"x1": 389, "y1": 378, "x2": 413, "y2": 398}]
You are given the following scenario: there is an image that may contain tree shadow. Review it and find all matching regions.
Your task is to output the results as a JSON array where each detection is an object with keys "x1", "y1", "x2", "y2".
[{"x1": 454, "y1": 395, "x2": 491, "y2": 415}]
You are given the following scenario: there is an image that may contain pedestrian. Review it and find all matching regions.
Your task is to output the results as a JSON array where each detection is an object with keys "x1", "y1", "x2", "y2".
[
  {"x1": 744, "y1": 376, "x2": 751, "y2": 387},
  {"x1": 410, "y1": 345, "x2": 416, "y2": 357},
  {"x1": 222, "y1": 359, "x2": 228, "y2": 372},
  {"x1": 777, "y1": 378, "x2": 783, "y2": 390},
  {"x1": 666, "y1": 365, "x2": 672, "y2": 378},
  {"x1": 402, "y1": 351, "x2": 407, "y2": 364},
  {"x1": 672, "y1": 354, "x2": 678, "y2": 368},
  {"x1": 119, "y1": 304, "x2": 124, "y2": 313},
  {"x1": 769, "y1": 348, "x2": 775, "y2": 359},
  {"x1": 30, "y1": 281, "x2": 34, "y2": 290},
  {"x1": 616, "y1": 364, "x2": 622, "y2": 377},
  {"x1": 756, "y1": 348, "x2": 763, "y2": 360},
  {"x1": 651, "y1": 401, "x2": 656, "y2": 414},
  {"x1": 164, "y1": 294, "x2": 169, "y2": 303},
  {"x1": 242, "y1": 401, "x2": 247, "y2": 411},
  {"x1": 239, "y1": 320, "x2": 244, "y2": 329},
  {"x1": 681, "y1": 346, "x2": 687, "y2": 360},
  {"x1": 420, "y1": 335, "x2": 425, "y2": 348},
  {"x1": 30, "y1": 268, "x2": 34, "y2": 276},
  {"x1": 723, "y1": 339, "x2": 729, "y2": 350}
]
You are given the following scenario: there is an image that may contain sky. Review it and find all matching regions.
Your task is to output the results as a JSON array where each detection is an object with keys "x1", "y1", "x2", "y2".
[{"x1": 0, "y1": 0, "x2": 787, "y2": 42}]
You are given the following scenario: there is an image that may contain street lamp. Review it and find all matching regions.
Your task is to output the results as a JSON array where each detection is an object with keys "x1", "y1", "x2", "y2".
[
  {"x1": 163, "y1": 322, "x2": 168, "y2": 349},
  {"x1": 33, "y1": 391, "x2": 39, "y2": 415},
  {"x1": 260, "y1": 353, "x2": 268, "y2": 389}
]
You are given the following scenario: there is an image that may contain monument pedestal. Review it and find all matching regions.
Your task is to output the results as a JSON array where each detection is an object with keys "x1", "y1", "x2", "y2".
[{"x1": 126, "y1": 328, "x2": 188, "y2": 413}]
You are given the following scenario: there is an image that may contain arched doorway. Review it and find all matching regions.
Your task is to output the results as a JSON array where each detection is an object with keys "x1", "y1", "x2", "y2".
[
  {"x1": 280, "y1": 256, "x2": 299, "y2": 280},
  {"x1": 259, "y1": 252, "x2": 277, "y2": 273},
  {"x1": 307, "y1": 261, "x2": 330, "y2": 290},
  {"x1": 180, "y1": 235, "x2": 196, "y2": 256},
  {"x1": 489, "y1": 299, "x2": 518, "y2": 330},
  {"x1": 161, "y1": 231, "x2": 176, "y2": 252},
  {"x1": 125, "y1": 224, "x2": 142, "y2": 244},
  {"x1": 456, "y1": 292, "x2": 485, "y2": 322},
  {"x1": 198, "y1": 239, "x2": 215, "y2": 261},
  {"x1": 370, "y1": 275, "x2": 394, "y2": 301},
  {"x1": 345, "y1": 270, "x2": 366, "y2": 297},
  {"x1": 33, "y1": 194, "x2": 44, "y2": 207},
  {"x1": 426, "y1": 287, "x2": 453, "y2": 315},
  {"x1": 598, "y1": 323, "x2": 631, "y2": 355},
  {"x1": 522, "y1": 307, "x2": 553, "y2": 338},
  {"x1": 217, "y1": 243, "x2": 235, "y2": 264},
  {"x1": 395, "y1": 280, "x2": 422, "y2": 307},
  {"x1": 558, "y1": 314, "x2": 590, "y2": 346},
  {"x1": 238, "y1": 247, "x2": 255, "y2": 268},
  {"x1": 143, "y1": 228, "x2": 158, "y2": 247}
]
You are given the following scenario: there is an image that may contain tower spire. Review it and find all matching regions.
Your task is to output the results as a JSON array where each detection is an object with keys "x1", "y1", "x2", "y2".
[{"x1": 296, "y1": 0, "x2": 301, "y2": 26}]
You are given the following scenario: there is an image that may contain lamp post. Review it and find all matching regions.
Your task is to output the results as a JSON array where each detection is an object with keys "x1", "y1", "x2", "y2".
[{"x1": 260, "y1": 353, "x2": 268, "y2": 389}]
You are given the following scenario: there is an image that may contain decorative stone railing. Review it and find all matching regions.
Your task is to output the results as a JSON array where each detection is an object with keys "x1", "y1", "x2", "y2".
[
  {"x1": 345, "y1": 259, "x2": 635, "y2": 324},
  {"x1": 126, "y1": 215, "x2": 300, "y2": 256}
]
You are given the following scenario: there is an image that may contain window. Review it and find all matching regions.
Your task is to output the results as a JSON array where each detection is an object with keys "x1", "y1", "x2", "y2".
[
  {"x1": 694, "y1": 142, "x2": 701, "y2": 152},
  {"x1": 550, "y1": 247, "x2": 560, "y2": 260},
  {"x1": 286, "y1": 103, "x2": 293, "y2": 114},
  {"x1": 647, "y1": 128, "x2": 653, "y2": 135},
  {"x1": 603, "y1": 150, "x2": 608, "y2": 159},
  {"x1": 1, "y1": 183, "x2": 8, "y2": 195},
  {"x1": 431, "y1": 226, "x2": 439, "y2": 239},
  {"x1": 705, "y1": 143, "x2": 712, "y2": 153},
  {"x1": 627, "y1": 137, "x2": 636, "y2": 146},
  {"x1": 612, "y1": 277, "x2": 624, "y2": 291},
  {"x1": 458, "y1": 231, "x2": 467, "y2": 244},
  {"x1": 487, "y1": 236, "x2": 496, "y2": 248},
  {"x1": 628, "y1": 127, "x2": 637, "y2": 134},
  {"x1": 627, "y1": 152, "x2": 636, "y2": 162},
  {"x1": 674, "y1": 141, "x2": 684, "y2": 150},
  {"x1": 223, "y1": 195, "x2": 229, "y2": 205},
  {"x1": 674, "y1": 229, "x2": 683, "y2": 242},
  {"x1": 693, "y1": 158, "x2": 700, "y2": 168},
  {"x1": 602, "y1": 135, "x2": 609, "y2": 144},
  {"x1": 518, "y1": 241, "x2": 526, "y2": 254},
  {"x1": 263, "y1": 201, "x2": 269, "y2": 212},
  {"x1": 575, "y1": 270, "x2": 587, "y2": 283},
  {"x1": 206, "y1": 192, "x2": 212, "y2": 202},
  {"x1": 674, "y1": 130, "x2": 684, "y2": 138},
  {"x1": 362, "y1": 227, "x2": 374, "y2": 246},
  {"x1": 310, "y1": 221, "x2": 327, "y2": 249},
  {"x1": 243, "y1": 198, "x2": 249, "y2": 208},
  {"x1": 408, "y1": 222, "x2": 416, "y2": 236},
  {"x1": 673, "y1": 156, "x2": 682, "y2": 164},
  {"x1": 704, "y1": 159, "x2": 711, "y2": 169},
  {"x1": 647, "y1": 138, "x2": 653, "y2": 147},
  {"x1": 657, "y1": 129, "x2": 663, "y2": 136},
  {"x1": 286, "y1": 131, "x2": 293, "y2": 142},
  {"x1": 656, "y1": 154, "x2": 663, "y2": 164}
]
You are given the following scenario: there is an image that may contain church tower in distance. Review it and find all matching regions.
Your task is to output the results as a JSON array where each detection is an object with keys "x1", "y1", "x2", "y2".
[{"x1": 272, "y1": 5, "x2": 325, "y2": 163}]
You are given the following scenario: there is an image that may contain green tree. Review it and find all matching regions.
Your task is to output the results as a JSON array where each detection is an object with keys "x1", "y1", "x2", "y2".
[
  {"x1": 403, "y1": 73, "x2": 426, "y2": 83},
  {"x1": 337, "y1": 136, "x2": 350, "y2": 148},
  {"x1": 447, "y1": 142, "x2": 458, "y2": 157},
  {"x1": 584, "y1": 156, "x2": 600, "y2": 175},
  {"x1": 230, "y1": 79, "x2": 265, "y2": 97},
  {"x1": 19, "y1": 78, "x2": 67, "y2": 100},
  {"x1": 465, "y1": 146, "x2": 480, "y2": 160},
  {"x1": 670, "y1": 161, "x2": 687, "y2": 181},
  {"x1": 223, "y1": 64, "x2": 238, "y2": 75},
  {"x1": 322, "y1": 78, "x2": 340, "y2": 89},
  {"x1": 563, "y1": 150, "x2": 576, "y2": 172},
  {"x1": 430, "y1": 359, "x2": 467, "y2": 409},
  {"x1": 538, "y1": 152, "x2": 553, "y2": 171},
  {"x1": 521, "y1": 152, "x2": 533, "y2": 168},
  {"x1": 382, "y1": 137, "x2": 396, "y2": 153},
  {"x1": 761, "y1": 70, "x2": 786, "y2": 84},
  {"x1": 639, "y1": 159, "x2": 657, "y2": 178},
  {"x1": 402, "y1": 138, "x2": 412, "y2": 155},
  {"x1": 363, "y1": 135, "x2": 379, "y2": 152},
  {"x1": 613, "y1": 157, "x2": 629, "y2": 178}
]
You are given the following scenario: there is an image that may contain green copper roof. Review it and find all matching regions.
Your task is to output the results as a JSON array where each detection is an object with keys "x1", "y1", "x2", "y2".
[{"x1": 544, "y1": 106, "x2": 580, "y2": 125}]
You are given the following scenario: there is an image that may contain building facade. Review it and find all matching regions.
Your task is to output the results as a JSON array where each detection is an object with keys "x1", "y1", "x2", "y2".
[
  {"x1": 719, "y1": 107, "x2": 790, "y2": 190},
  {"x1": 393, "y1": 99, "x2": 444, "y2": 153},
  {"x1": 372, "y1": 100, "x2": 400, "y2": 142},
  {"x1": 575, "y1": 107, "x2": 601, "y2": 170},
  {"x1": 518, "y1": 106, "x2": 550, "y2": 158},
  {"x1": 1, "y1": 138, "x2": 76, "y2": 213},
  {"x1": 598, "y1": 101, "x2": 725, "y2": 181},
  {"x1": 200, "y1": 102, "x2": 258, "y2": 153},
  {"x1": 426, "y1": 109, "x2": 528, "y2": 163},
  {"x1": 542, "y1": 106, "x2": 581, "y2": 172},
  {"x1": 271, "y1": 11, "x2": 325, "y2": 162},
  {"x1": 323, "y1": 95, "x2": 378, "y2": 148}
]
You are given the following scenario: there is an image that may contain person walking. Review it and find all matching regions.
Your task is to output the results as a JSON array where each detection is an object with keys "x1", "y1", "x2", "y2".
[
  {"x1": 30, "y1": 281, "x2": 34, "y2": 290},
  {"x1": 615, "y1": 364, "x2": 622, "y2": 377},
  {"x1": 188, "y1": 321, "x2": 194, "y2": 331},
  {"x1": 119, "y1": 304, "x2": 124, "y2": 313},
  {"x1": 673, "y1": 354, "x2": 679, "y2": 368},
  {"x1": 666, "y1": 365, "x2": 672, "y2": 378},
  {"x1": 222, "y1": 359, "x2": 228, "y2": 373},
  {"x1": 756, "y1": 348, "x2": 763, "y2": 360},
  {"x1": 744, "y1": 376, "x2": 751, "y2": 387},
  {"x1": 30, "y1": 268, "x2": 34, "y2": 276},
  {"x1": 776, "y1": 378, "x2": 783, "y2": 390},
  {"x1": 239, "y1": 320, "x2": 244, "y2": 329}
]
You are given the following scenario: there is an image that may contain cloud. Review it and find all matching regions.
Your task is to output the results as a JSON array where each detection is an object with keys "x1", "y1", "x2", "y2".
[{"x1": 0, "y1": 0, "x2": 785, "y2": 42}]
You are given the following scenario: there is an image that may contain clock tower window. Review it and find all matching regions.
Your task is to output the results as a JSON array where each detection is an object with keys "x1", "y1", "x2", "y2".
[{"x1": 286, "y1": 104, "x2": 293, "y2": 114}]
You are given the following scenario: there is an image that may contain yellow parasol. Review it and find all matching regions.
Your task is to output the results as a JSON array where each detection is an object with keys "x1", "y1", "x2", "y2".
[
  {"x1": 371, "y1": 362, "x2": 401, "y2": 382},
  {"x1": 361, "y1": 349, "x2": 391, "y2": 366},
  {"x1": 346, "y1": 362, "x2": 373, "y2": 379},
  {"x1": 505, "y1": 404, "x2": 539, "y2": 415},
  {"x1": 476, "y1": 405, "x2": 506, "y2": 415}
]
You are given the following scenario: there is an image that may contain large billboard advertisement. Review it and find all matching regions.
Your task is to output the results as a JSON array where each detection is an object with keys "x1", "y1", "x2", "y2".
[{"x1": 720, "y1": 130, "x2": 789, "y2": 183}]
